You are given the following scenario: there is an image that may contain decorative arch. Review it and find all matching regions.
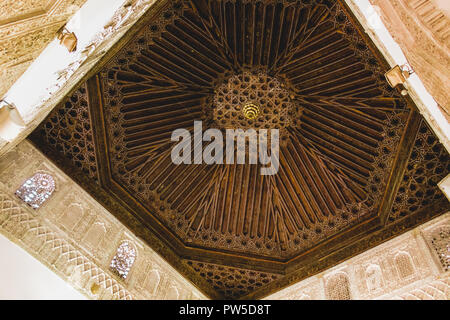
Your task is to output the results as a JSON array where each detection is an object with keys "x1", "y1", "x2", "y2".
[
  {"x1": 15, "y1": 172, "x2": 55, "y2": 209},
  {"x1": 325, "y1": 272, "x2": 352, "y2": 300},
  {"x1": 394, "y1": 251, "x2": 415, "y2": 279},
  {"x1": 145, "y1": 269, "x2": 161, "y2": 295},
  {"x1": 83, "y1": 221, "x2": 106, "y2": 249},
  {"x1": 59, "y1": 203, "x2": 84, "y2": 231},
  {"x1": 365, "y1": 264, "x2": 384, "y2": 292},
  {"x1": 110, "y1": 240, "x2": 137, "y2": 279},
  {"x1": 424, "y1": 225, "x2": 450, "y2": 271}
]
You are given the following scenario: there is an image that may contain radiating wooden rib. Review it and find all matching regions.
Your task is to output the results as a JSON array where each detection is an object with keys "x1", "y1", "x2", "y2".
[
  {"x1": 165, "y1": 163, "x2": 205, "y2": 204},
  {"x1": 164, "y1": 25, "x2": 228, "y2": 71},
  {"x1": 268, "y1": 3, "x2": 285, "y2": 67},
  {"x1": 281, "y1": 40, "x2": 350, "y2": 74},
  {"x1": 288, "y1": 58, "x2": 361, "y2": 84},
  {"x1": 271, "y1": 174, "x2": 309, "y2": 232},
  {"x1": 124, "y1": 143, "x2": 167, "y2": 172},
  {"x1": 123, "y1": 107, "x2": 202, "y2": 132},
  {"x1": 157, "y1": 35, "x2": 222, "y2": 77},
  {"x1": 270, "y1": 165, "x2": 307, "y2": 230},
  {"x1": 152, "y1": 38, "x2": 218, "y2": 80},
  {"x1": 132, "y1": 54, "x2": 198, "y2": 88},
  {"x1": 288, "y1": 139, "x2": 340, "y2": 215},
  {"x1": 261, "y1": 177, "x2": 271, "y2": 239},
  {"x1": 291, "y1": 61, "x2": 363, "y2": 88},
  {"x1": 283, "y1": 142, "x2": 331, "y2": 221},
  {"x1": 300, "y1": 122, "x2": 375, "y2": 165},
  {"x1": 129, "y1": 57, "x2": 198, "y2": 88},
  {"x1": 121, "y1": 90, "x2": 204, "y2": 110},
  {"x1": 299, "y1": 102, "x2": 384, "y2": 148},
  {"x1": 293, "y1": 130, "x2": 369, "y2": 188},
  {"x1": 242, "y1": 164, "x2": 256, "y2": 235},
  {"x1": 232, "y1": 163, "x2": 245, "y2": 236},
  {"x1": 301, "y1": 126, "x2": 373, "y2": 173},
  {"x1": 185, "y1": 1, "x2": 236, "y2": 71},
  {"x1": 307, "y1": 98, "x2": 388, "y2": 131},
  {"x1": 120, "y1": 84, "x2": 183, "y2": 97},
  {"x1": 110, "y1": 68, "x2": 150, "y2": 83},
  {"x1": 294, "y1": 6, "x2": 331, "y2": 50},
  {"x1": 255, "y1": 2, "x2": 266, "y2": 67},
  {"x1": 123, "y1": 121, "x2": 194, "y2": 148},
  {"x1": 272, "y1": 161, "x2": 311, "y2": 228},
  {"x1": 292, "y1": 133, "x2": 352, "y2": 207},
  {"x1": 270, "y1": 5, "x2": 304, "y2": 71},
  {"x1": 275, "y1": 185, "x2": 301, "y2": 235},
  {"x1": 142, "y1": 47, "x2": 211, "y2": 86},
  {"x1": 295, "y1": 69, "x2": 373, "y2": 95},
  {"x1": 334, "y1": 83, "x2": 383, "y2": 99},
  {"x1": 185, "y1": 166, "x2": 221, "y2": 223},
  {"x1": 148, "y1": 152, "x2": 179, "y2": 189},
  {"x1": 301, "y1": 133, "x2": 371, "y2": 179},
  {"x1": 179, "y1": 10, "x2": 223, "y2": 52},
  {"x1": 263, "y1": 4, "x2": 276, "y2": 67},
  {"x1": 301, "y1": 103, "x2": 383, "y2": 145},
  {"x1": 307, "y1": 75, "x2": 377, "y2": 96},
  {"x1": 136, "y1": 145, "x2": 172, "y2": 180},
  {"x1": 315, "y1": 100, "x2": 392, "y2": 130},
  {"x1": 232, "y1": 1, "x2": 239, "y2": 67},
  {"x1": 237, "y1": 164, "x2": 250, "y2": 235},
  {"x1": 224, "y1": 163, "x2": 237, "y2": 234},
  {"x1": 149, "y1": 42, "x2": 215, "y2": 83},
  {"x1": 173, "y1": 167, "x2": 214, "y2": 212},
  {"x1": 206, "y1": 165, "x2": 229, "y2": 231},
  {"x1": 312, "y1": 98, "x2": 398, "y2": 122},
  {"x1": 275, "y1": 4, "x2": 313, "y2": 68},
  {"x1": 216, "y1": 165, "x2": 230, "y2": 232},
  {"x1": 278, "y1": 149, "x2": 320, "y2": 224},
  {"x1": 182, "y1": 169, "x2": 219, "y2": 221},
  {"x1": 122, "y1": 102, "x2": 202, "y2": 126},
  {"x1": 248, "y1": 2, "x2": 256, "y2": 66},
  {"x1": 276, "y1": 14, "x2": 334, "y2": 71}
]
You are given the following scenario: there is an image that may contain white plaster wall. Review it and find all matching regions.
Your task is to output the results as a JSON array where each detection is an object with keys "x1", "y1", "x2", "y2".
[{"x1": 0, "y1": 233, "x2": 86, "y2": 300}]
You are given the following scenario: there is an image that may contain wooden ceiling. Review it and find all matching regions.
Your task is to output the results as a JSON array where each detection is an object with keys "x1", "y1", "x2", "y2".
[{"x1": 29, "y1": 0, "x2": 450, "y2": 299}]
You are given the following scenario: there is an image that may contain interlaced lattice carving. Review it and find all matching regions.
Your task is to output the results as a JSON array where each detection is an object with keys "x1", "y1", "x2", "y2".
[
  {"x1": 186, "y1": 260, "x2": 280, "y2": 299},
  {"x1": 30, "y1": 84, "x2": 99, "y2": 182},
  {"x1": 110, "y1": 241, "x2": 137, "y2": 279},
  {"x1": 389, "y1": 120, "x2": 449, "y2": 223},
  {"x1": 395, "y1": 252, "x2": 415, "y2": 279},
  {"x1": 212, "y1": 70, "x2": 301, "y2": 142},
  {"x1": 15, "y1": 173, "x2": 55, "y2": 209},
  {"x1": 424, "y1": 225, "x2": 450, "y2": 272},
  {"x1": 325, "y1": 272, "x2": 352, "y2": 300},
  {"x1": 332, "y1": 5, "x2": 401, "y2": 100}
]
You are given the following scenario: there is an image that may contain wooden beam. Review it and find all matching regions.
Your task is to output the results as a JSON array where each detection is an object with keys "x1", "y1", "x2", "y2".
[{"x1": 378, "y1": 107, "x2": 422, "y2": 224}]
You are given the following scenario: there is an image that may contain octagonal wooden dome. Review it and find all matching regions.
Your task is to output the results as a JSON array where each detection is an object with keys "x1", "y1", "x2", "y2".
[{"x1": 30, "y1": 0, "x2": 450, "y2": 299}]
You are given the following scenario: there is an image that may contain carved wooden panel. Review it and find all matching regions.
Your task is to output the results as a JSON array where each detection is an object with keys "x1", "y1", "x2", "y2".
[
  {"x1": 389, "y1": 120, "x2": 449, "y2": 223},
  {"x1": 30, "y1": 84, "x2": 99, "y2": 182},
  {"x1": 186, "y1": 260, "x2": 280, "y2": 299}
]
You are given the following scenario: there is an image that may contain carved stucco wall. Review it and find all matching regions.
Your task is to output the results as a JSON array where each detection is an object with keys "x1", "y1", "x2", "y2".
[
  {"x1": 0, "y1": 0, "x2": 160, "y2": 158},
  {"x1": 265, "y1": 213, "x2": 450, "y2": 300},
  {"x1": 0, "y1": 0, "x2": 89, "y2": 98},
  {"x1": 369, "y1": 0, "x2": 450, "y2": 118},
  {"x1": 0, "y1": 140, "x2": 206, "y2": 300}
]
